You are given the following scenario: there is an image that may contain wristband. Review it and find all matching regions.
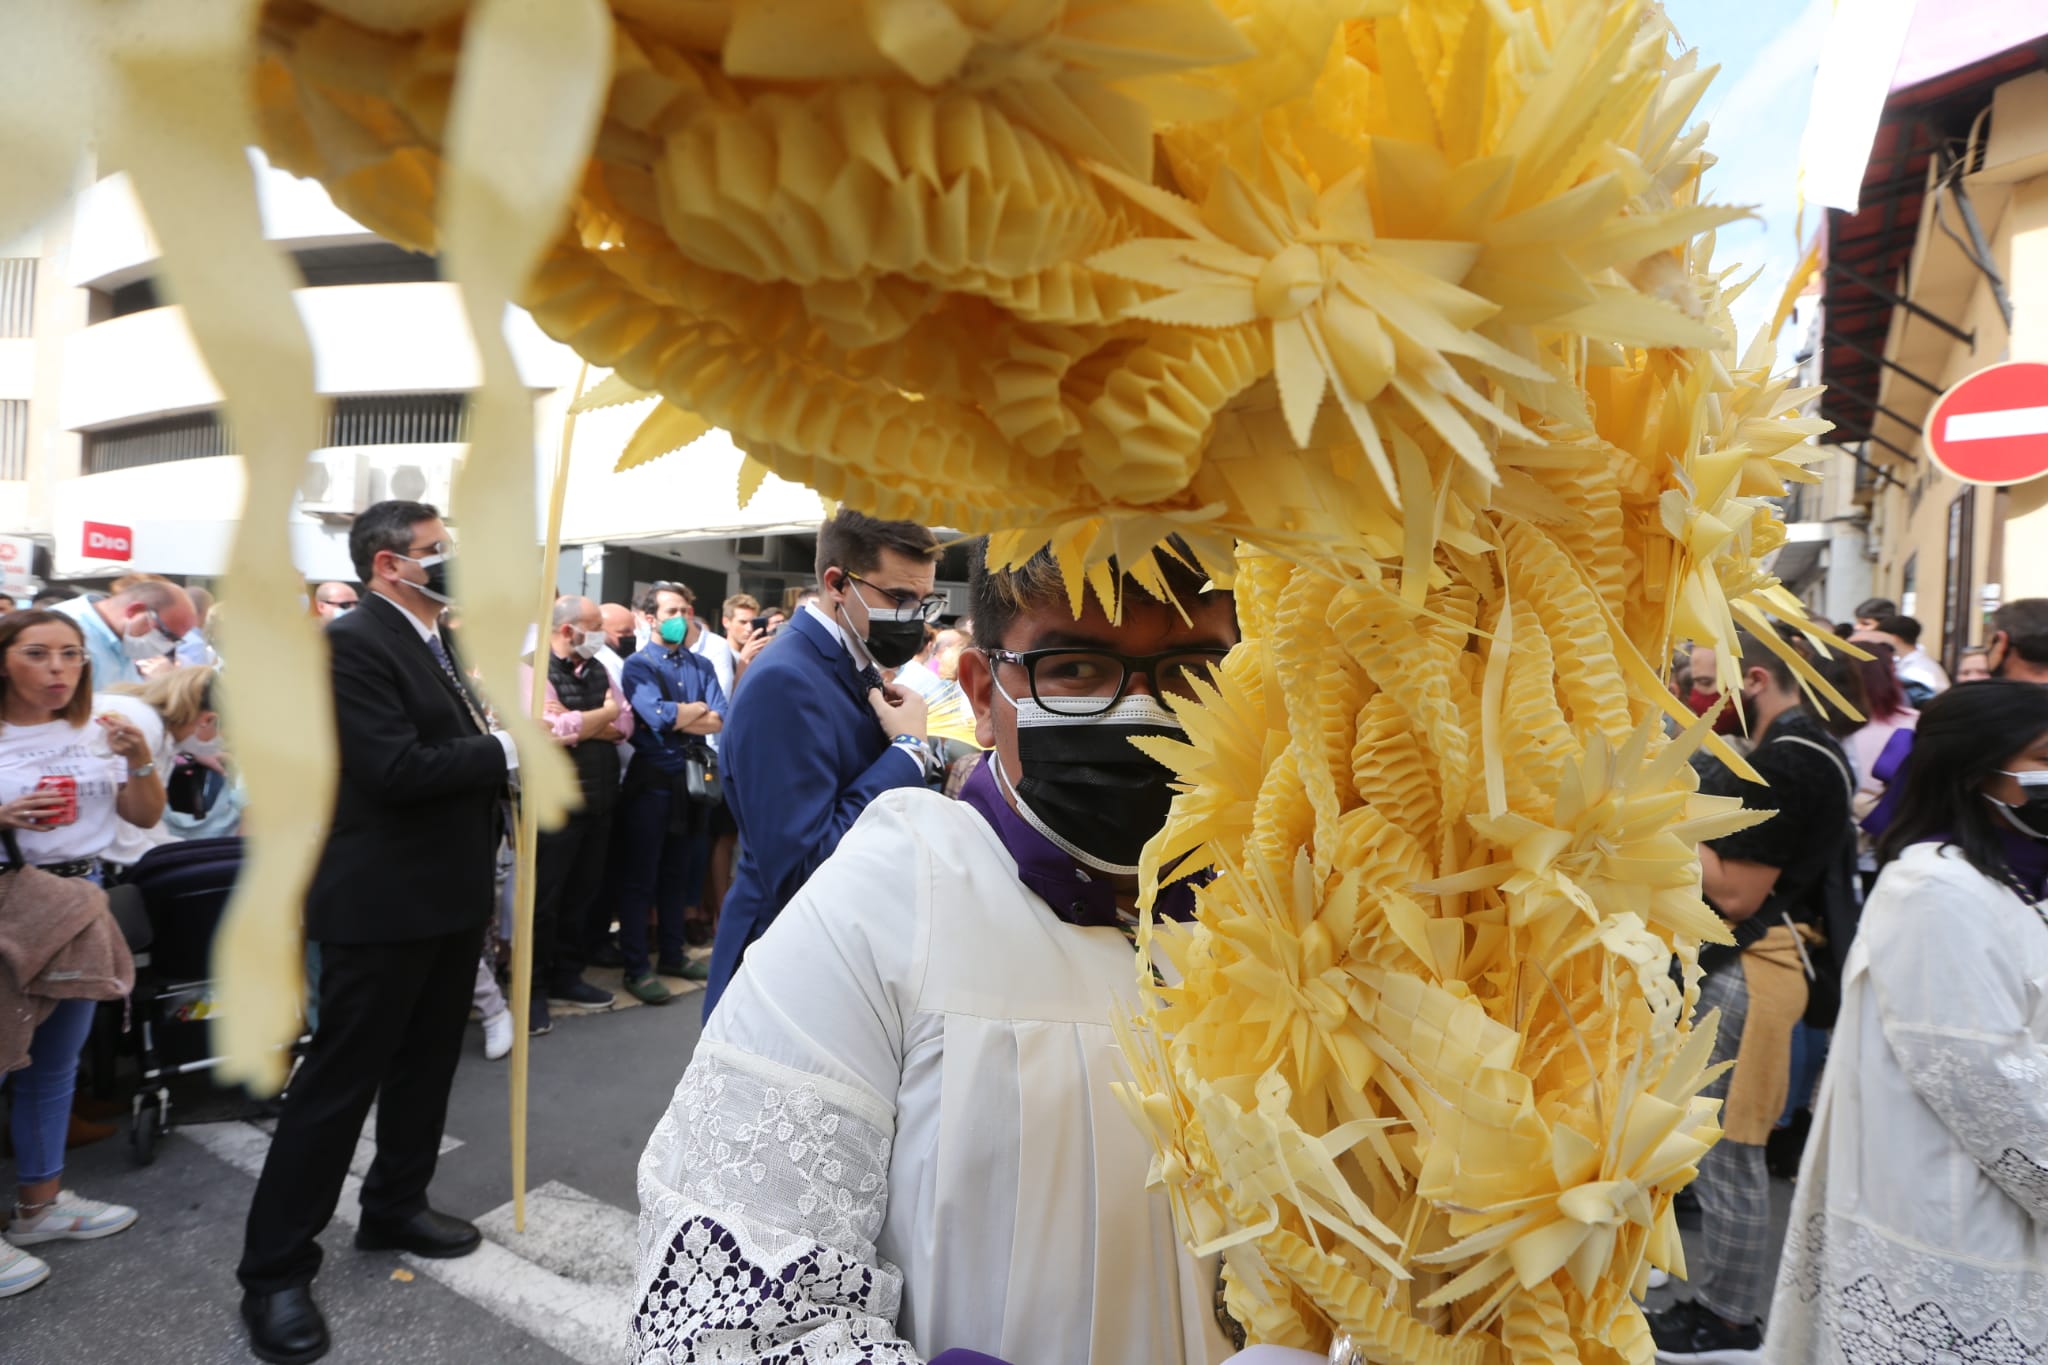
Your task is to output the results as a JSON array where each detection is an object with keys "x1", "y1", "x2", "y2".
[{"x1": 127, "y1": 761, "x2": 156, "y2": 779}]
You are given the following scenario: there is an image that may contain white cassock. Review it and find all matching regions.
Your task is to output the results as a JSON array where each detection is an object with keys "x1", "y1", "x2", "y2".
[
  {"x1": 632, "y1": 787, "x2": 1236, "y2": 1364},
  {"x1": 1764, "y1": 842, "x2": 2048, "y2": 1363}
]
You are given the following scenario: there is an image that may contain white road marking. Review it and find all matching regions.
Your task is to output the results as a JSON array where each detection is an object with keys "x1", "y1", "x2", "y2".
[
  {"x1": 183, "y1": 1121, "x2": 633, "y2": 1365},
  {"x1": 1945, "y1": 405, "x2": 2048, "y2": 442},
  {"x1": 250, "y1": 1103, "x2": 463, "y2": 1181}
]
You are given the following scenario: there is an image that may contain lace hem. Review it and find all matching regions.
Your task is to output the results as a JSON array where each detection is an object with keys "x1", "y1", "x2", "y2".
[
  {"x1": 1888, "y1": 1031, "x2": 2048, "y2": 1221},
  {"x1": 640, "y1": 1042, "x2": 895, "y2": 1269},
  {"x1": 1773, "y1": 1211, "x2": 2048, "y2": 1365},
  {"x1": 632, "y1": 1211, "x2": 920, "y2": 1364},
  {"x1": 634, "y1": 1044, "x2": 912, "y2": 1362}
]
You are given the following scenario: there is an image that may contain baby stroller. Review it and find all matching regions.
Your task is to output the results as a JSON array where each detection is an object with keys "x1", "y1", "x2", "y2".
[{"x1": 121, "y1": 837, "x2": 305, "y2": 1164}]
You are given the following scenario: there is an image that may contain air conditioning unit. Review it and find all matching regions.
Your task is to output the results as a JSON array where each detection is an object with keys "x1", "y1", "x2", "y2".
[
  {"x1": 734, "y1": 534, "x2": 772, "y2": 563},
  {"x1": 300, "y1": 448, "x2": 372, "y2": 515},
  {"x1": 382, "y1": 454, "x2": 457, "y2": 512}
]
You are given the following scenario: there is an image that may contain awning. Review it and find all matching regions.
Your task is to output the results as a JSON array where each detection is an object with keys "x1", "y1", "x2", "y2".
[
  {"x1": 49, "y1": 456, "x2": 355, "y2": 580},
  {"x1": 553, "y1": 396, "x2": 826, "y2": 547}
]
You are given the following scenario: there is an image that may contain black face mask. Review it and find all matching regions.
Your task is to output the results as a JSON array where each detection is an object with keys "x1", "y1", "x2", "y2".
[
  {"x1": 1992, "y1": 770, "x2": 2048, "y2": 839},
  {"x1": 404, "y1": 552, "x2": 453, "y2": 605},
  {"x1": 837, "y1": 583, "x2": 925, "y2": 670},
  {"x1": 993, "y1": 686, "x2": 1183, "y2": 875}
]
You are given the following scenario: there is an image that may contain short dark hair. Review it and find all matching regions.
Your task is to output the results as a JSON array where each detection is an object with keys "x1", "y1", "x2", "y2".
[
  {"x1": 1991, "y1": 598, "x2": 2048, "y2": 666},
  {"x1": 638, "y1": 581, "x2": 694, "y2": 616},
  {"x1": 1733, "y1": 629, "x2": 1797, "y2": 693},
  {"x1": 968, "y1": 536, "x2": 1228, "y2": 651},
  {"x1": 1855, "y1": 597, "x2": 1897, "y2": 622},
  {"x1": 1876, "y1": 614, "x2": 1921, "y2": 646},
  {"x1": 814, "y1": 509, "x2": 938, "y2": 583},
  {"x1": 350, "y1": 500, "x2": 441, "y2": 583},
  {"x1": 1877, "y1": 679, "x2": 2048, "y2": 885}
]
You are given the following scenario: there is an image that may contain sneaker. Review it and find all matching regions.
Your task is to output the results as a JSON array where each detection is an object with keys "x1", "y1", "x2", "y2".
[
  {"x1": 1649, "y1": 1297, "x2": 1762, "y2": 1363},
  {"x1": 0, "y1": 1244, "x2": 50, "y2": 1297},
  {"x1": 5, "y1": 1191, "x2": 139, "y2": 1246},
  {"x1": 623, "y1": 972, "x2": 673, "y2": 1006},
  {"x1": 482, "y1": 1009, "x2": 514, "y2": 1060},
  {"x1": 546, "y1": 974, "x2": 616, "y2": 1010},
  {"x1": 528, "y1": 996, "x2": 553, "y2": 1037}
]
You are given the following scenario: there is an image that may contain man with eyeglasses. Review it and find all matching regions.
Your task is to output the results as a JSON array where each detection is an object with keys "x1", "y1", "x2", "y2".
[
  {"x1": 236, "y1": 501, "x2": 515, "y2": 1365},
  {"x1": 701, "y1": 509, "x2": 942, "y2": 1016},
  {"x1": 633, "y1": 535, "x2": 1248, "y2": 1363},
  {"x1": 51, "y1": 576, "x2": 197, "y2": 688}
]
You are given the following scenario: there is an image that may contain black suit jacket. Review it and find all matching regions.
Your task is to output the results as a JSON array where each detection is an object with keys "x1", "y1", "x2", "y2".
[{"x1": 304, "y1": 594, "x2": 508, "y2": 944}]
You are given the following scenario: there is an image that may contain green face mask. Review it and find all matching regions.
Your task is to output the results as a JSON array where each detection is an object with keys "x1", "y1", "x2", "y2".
[{"x1": 659, "y1": 615, "x2": 690, "y2": 646}]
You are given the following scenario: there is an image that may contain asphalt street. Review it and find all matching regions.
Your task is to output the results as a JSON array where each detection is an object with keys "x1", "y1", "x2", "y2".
[{"x1": 2, "y1": 966, "x2": 705, "y2": 1365}]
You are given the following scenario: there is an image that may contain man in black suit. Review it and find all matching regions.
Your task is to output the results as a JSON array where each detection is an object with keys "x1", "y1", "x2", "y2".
[{"x1": 237, "y1": 501, "x2": 516, "y2": 1364}]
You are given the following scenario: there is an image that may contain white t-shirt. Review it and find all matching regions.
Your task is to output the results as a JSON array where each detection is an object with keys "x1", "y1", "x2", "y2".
[
  {"x1": 0, "y1": 714, "x2": 130, "y2": 864},
  {"x1": 96, "y1": 691, "x2": 171, "y2": 866}
]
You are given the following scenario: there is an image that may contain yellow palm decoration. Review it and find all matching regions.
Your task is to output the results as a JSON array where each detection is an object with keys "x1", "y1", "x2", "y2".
[{"x1": 9, "y1": 0, "x2": 1847, "y2": 1355}]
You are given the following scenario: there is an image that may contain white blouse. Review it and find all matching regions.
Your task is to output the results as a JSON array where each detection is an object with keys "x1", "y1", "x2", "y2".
[
  {"x1": 1765, "y1": 842, "x2": 2048, "y2": 1363},
  {"x1": 633, "y1": 788, "x2": 1234, "y2": 1364}
]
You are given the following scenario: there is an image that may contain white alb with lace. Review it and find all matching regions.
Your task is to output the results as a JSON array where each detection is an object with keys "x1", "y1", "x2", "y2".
[
  {"x1": 631, "y1": 788, "x2": 1234, "y2": 1365},
  {"x1": 1765, "y1": 844, "x2": 2048, "y2": 1364}
]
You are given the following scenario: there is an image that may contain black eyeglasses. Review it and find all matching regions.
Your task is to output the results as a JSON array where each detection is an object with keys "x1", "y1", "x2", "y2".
[
  {"x1": 985, "y1": 646, "x2": 1230, "y2": 716},
  {"x1": 844, "y1": 571, "x2": 948, "y2": 623}
]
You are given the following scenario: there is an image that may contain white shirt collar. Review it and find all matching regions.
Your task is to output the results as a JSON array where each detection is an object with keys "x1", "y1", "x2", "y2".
[
  {"x1": 804, "y1": 600, "x2": 874, "y2": 671},
  {"x1": 371, "y1": 589, "x2": 441, "y2": 644}
]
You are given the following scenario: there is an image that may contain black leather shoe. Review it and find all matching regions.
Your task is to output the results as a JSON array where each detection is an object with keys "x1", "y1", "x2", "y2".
[
  {"x1": 353, "y1": 1207, "x2": 482, "y2": 1259},
  {"x1": 241, "y1": 1286, "x2": 330, "y2": 1364}
]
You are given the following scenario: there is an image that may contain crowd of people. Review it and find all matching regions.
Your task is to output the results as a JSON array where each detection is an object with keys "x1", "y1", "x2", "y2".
[
  {"x1": 2, "y1": 505, "x2": 2043, "y2": 1365},
  {"x1": 1649, "y1": 593, "x2": 2048, "y2": 1363}
]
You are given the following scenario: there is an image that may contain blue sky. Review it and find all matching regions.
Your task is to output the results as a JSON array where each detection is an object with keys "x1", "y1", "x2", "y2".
[{"x1": 1663, "y1": 0, "x2": 1834, "y2": 360}]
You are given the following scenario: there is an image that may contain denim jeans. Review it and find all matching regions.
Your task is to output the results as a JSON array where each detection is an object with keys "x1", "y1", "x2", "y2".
[{"x1": 9, "y1": 997, "x2": 97, "y2": 1185}]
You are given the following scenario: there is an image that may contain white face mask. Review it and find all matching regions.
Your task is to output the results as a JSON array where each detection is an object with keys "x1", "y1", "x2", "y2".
[
  {"x1": 573, "y1": 628, "x2": 605, "y2": 659},
  {"x1": 121, "y1": 617, "x2": 177, "y2": 661},
  {"x1": 179, "y1": 732, "x2": 224, "y2": 760}
]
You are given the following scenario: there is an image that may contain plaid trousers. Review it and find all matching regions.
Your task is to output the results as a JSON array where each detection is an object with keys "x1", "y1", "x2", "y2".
[{"x1": 1689, "y1": 962, "x2": 1776, "y2": 1324}]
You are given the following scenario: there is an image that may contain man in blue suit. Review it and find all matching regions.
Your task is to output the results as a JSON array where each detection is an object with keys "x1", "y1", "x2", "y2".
[{"x1": 703, "y1": 510, "x2": 941, "y2": 1016}]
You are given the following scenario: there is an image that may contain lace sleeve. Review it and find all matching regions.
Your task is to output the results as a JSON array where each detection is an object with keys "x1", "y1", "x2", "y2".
[
  {"x1": 634, "y1": 1041, "x2": 922, "y2": 1363},
  {"x1": 1866, "y1": 867, "x2": 2048, "y2": 1223}
]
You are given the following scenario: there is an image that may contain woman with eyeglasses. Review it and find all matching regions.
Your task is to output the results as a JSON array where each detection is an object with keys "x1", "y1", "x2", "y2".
[
  {"x1": 1763, "y1": 679, "x2": 2048, "y2": 1363},
  {"x1": 0, "y1": 609, "x2": 163, "y2": 1298}
]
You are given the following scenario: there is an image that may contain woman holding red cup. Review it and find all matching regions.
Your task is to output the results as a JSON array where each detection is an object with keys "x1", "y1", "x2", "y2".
[{"x1": 0, "y1": 609, "x2": 163, "y2": 1298}]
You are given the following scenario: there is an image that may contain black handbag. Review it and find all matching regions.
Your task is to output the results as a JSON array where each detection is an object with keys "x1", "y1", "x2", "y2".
[{"x1": 682, "y1": 747, "x2": 722, "y2": 807}]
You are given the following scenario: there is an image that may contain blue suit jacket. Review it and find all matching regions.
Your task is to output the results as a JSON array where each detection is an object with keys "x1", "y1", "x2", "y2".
[{"x1": 703, "y1": 610, "x2": 924, "y2": 1016}]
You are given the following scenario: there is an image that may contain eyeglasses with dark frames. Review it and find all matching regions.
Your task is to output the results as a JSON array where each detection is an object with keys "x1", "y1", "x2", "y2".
[
  {"x1": 843, "y1": 571, "x2": 948, "y2": 623},
  {"x1": 984, "y1": 646, "x2": 1231, "y2": 716}
]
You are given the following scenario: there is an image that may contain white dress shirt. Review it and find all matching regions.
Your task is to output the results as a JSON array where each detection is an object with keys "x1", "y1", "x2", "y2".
[{"x1": 801, "y1": 602, "x2": 920, "y2": 775}]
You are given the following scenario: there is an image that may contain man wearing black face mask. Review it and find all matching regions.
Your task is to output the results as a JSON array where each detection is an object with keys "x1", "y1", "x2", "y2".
[
  {"x1": 632, "y1": 537, "x2": 1243, "y2": 1364},
  {"x1": 1650, "y1": 631, "x2": 1855, "y2": 1364},
  {"x1": 237, "y1": 501, "x2": 515, "y2": 1364},
  {"x1": 701, "y1": 510, "x2": 940, "y2": 1016}
]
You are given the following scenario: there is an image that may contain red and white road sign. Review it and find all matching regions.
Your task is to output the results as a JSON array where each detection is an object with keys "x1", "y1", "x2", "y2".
[{"x1": 1926, "y1": 361, "x2": 2048, "y2": 486}]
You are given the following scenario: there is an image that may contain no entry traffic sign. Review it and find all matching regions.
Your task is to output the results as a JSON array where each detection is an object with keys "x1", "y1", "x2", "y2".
[{"x1": 1926, "y1": 361, "x2": 2048, "y2": 486}]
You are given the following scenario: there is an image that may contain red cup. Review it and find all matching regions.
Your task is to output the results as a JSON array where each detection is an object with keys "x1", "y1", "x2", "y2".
[{"x1": 34, "y1": 774, "x2": 78, "y2": 827}]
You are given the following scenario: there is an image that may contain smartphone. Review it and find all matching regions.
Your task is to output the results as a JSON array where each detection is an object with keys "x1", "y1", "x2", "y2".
[
  {"x1": 749, "y1": 617, "x2": 771, "y2": 633},
  {"x1": 34, "y1": 774, "x2": 78, "y2": 827}
]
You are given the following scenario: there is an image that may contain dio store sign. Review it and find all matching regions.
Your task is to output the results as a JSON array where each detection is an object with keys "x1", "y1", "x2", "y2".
[{"x1": 82, "y1": 521, "x2": 134, "y2": 561}]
